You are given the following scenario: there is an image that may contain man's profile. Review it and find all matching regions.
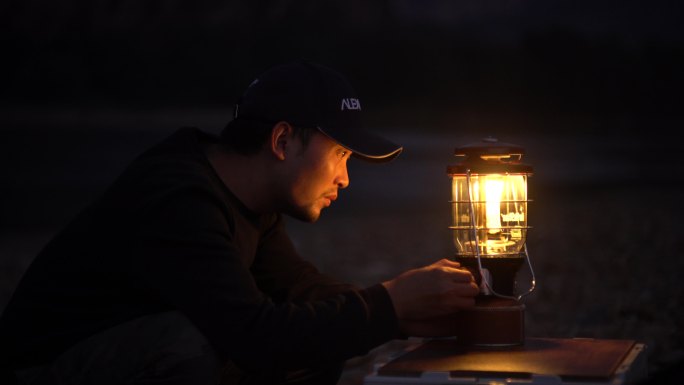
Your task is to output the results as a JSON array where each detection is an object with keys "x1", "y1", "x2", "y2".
[{"x1": 0, "y1": 60, "x2": 479, "y2": 385}]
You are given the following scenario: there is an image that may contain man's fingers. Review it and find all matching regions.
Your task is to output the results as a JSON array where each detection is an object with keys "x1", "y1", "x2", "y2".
[
  {"x1": 435, "y1": 258, "x2": 461, "y2": 268},
  {"x1": 451, "y1": 281, "x2": 480, "y2": 297},
  {"x1": 441, "y1": 266, "x2": 475, "y2": 283}
]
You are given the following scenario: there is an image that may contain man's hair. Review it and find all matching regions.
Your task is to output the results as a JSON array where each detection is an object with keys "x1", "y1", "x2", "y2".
[{"x1": 219, "y1": 120, "x2": 316, "y2": 156}]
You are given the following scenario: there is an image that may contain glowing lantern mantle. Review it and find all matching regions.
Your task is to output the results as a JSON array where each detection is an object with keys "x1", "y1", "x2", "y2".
[{"x1": 451, "y1": 173, "x2": 528, "y2": 258}]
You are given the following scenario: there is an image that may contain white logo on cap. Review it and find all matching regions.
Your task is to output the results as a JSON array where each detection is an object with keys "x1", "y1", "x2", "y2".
[{"x1": 341, "y1": 98, "x2": 361, "y2": 111}]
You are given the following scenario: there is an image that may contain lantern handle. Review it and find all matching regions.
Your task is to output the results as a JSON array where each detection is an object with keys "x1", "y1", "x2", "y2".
[{"x1": 465, "y1": 170, "x2": 536, "y2": 302}]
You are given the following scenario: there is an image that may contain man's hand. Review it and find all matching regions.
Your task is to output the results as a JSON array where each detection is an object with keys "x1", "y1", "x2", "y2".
[{"x1": 382, "y1": 259, "x2": 479, "y2": 336}]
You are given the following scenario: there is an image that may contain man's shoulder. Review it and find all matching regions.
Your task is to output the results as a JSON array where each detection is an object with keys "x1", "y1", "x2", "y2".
[
  {"x1": 127, "y1": 127, "x2": 216, "y2": 180},
  {"x1": 97, "y1": 127, "x2": 226, "y2": 212},
  {"x1": 140, "y1": 127, "x2": 214, "y2": 161}
]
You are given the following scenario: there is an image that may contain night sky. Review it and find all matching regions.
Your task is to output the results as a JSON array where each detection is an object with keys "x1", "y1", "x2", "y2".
[
  {"x1": 3, "y1": 0, "x2": 683, "y2": 227},
  {"x1": 2, "y1": 0, "x2": 682, "y2": 128}
]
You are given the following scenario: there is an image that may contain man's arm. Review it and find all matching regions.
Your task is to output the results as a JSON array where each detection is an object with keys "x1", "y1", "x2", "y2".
[
  {"x1": 251, "y1": 215, "x2": 358, "y2": 303},
  {"x1": 382, "y1": 258, "x2": 480, "y2": 337},
  {"x1": 252, "y1": 217, "x2": 480, "y2": 338},
  {"x1": 130, "y1": 186, "x2": 398, "y2": 373}
]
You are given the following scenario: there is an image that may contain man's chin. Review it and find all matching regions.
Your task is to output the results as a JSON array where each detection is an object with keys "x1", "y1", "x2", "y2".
[{"x1": 286, "y1": 207, "x2": 322, "y2": 223}]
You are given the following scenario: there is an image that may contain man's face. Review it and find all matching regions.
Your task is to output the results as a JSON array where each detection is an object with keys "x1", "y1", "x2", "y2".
[{"x1": 280, "y1": 131, "x2": 351, "y2": 222}]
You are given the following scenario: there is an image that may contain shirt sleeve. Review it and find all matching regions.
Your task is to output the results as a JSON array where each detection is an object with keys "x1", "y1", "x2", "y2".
[{"x1": 130, "y1": 185, "x2": 399, "y2": 373}]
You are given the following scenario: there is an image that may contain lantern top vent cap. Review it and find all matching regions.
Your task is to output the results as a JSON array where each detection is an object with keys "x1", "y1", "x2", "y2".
[
  {"x1": 454, "y1": 137, "x2": 525, "y2": 162},
  {"x1": 448, "y1": 137, "x2": 533, "y2": 174}
]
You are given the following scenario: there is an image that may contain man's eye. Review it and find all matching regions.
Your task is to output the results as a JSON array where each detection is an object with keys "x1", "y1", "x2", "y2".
[{"x1": 338, "y1": 149, "x2": 348, "y2": 157}]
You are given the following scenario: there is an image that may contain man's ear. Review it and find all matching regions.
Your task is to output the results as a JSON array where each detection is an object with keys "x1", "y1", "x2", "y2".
[{"x1": 270, "y1": 121, "x2": 293, "y2": 161}]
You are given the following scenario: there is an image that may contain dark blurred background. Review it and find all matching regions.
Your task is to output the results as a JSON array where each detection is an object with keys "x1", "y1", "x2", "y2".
[{"x1": 2, "y1": 0, "x2": 683, "y2": 383}]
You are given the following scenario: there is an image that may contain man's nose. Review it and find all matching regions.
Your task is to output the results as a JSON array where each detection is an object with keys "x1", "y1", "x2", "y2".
[{"x1": 336, "y1": 161, "x2": 350, "y2": 189}]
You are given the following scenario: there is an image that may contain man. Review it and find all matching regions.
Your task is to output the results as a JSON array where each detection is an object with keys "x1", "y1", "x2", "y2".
[{"x1": 0, "y1": 61, "x2": 479, "y2": 384}]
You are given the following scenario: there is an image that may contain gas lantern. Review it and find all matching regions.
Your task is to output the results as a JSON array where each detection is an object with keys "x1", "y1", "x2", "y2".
[{"x1": 448, "y1": 137, "x2": 536, "y2": 346}]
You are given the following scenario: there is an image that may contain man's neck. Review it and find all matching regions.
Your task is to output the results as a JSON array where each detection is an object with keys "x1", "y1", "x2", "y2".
[{"x1": 204, "y1": 143, "x2": 277, "y2": 214}]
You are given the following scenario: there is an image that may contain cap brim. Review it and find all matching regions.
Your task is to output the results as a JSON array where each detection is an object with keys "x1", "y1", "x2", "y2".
[{"x1": 317, "y1": 126, "x2": 403, "y2": 163}]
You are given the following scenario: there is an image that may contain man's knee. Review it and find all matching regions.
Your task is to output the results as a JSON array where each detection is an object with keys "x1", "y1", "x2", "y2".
[
  {"x1": 134, "y1": 311, "x2": 222, "y2": 384},
  {"x1": 16, "y1": 311, "x2": 222, "y2": 385}
]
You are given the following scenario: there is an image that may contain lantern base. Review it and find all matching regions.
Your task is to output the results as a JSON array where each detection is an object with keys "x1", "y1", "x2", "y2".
[{"x1": 455, "y1": 296, "x2": 525, "y2": 347}]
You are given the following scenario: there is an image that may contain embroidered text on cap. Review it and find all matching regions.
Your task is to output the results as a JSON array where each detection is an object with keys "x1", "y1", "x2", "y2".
[{"x1": 341, "y1": 98, "x2": 361, "y2": 111}]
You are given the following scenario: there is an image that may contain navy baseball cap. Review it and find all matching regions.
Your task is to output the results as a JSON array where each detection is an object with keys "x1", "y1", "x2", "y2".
[{"x1": 227, "y1": 60, "x2": 403, "y2": 162}]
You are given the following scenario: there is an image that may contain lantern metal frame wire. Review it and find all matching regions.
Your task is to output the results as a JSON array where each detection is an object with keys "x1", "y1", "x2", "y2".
[{"x1": 465, "y1": 169, "x2": 537, "y2": 301}]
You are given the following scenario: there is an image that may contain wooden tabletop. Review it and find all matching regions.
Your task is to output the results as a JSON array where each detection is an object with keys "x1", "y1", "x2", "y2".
[{"x1": 378, "y1": 338, "x2": 637, "y2": 381}]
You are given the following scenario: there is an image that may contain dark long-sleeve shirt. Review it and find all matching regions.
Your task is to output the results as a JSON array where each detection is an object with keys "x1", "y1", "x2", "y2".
[{"x1": 0, "y1": 127, "x2": 399, "y2": 372}]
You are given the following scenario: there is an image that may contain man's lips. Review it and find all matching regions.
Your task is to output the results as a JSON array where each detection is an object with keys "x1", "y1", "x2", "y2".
[{"x1": 323, "y1": 194, "x2": 338, "y2": 207}]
